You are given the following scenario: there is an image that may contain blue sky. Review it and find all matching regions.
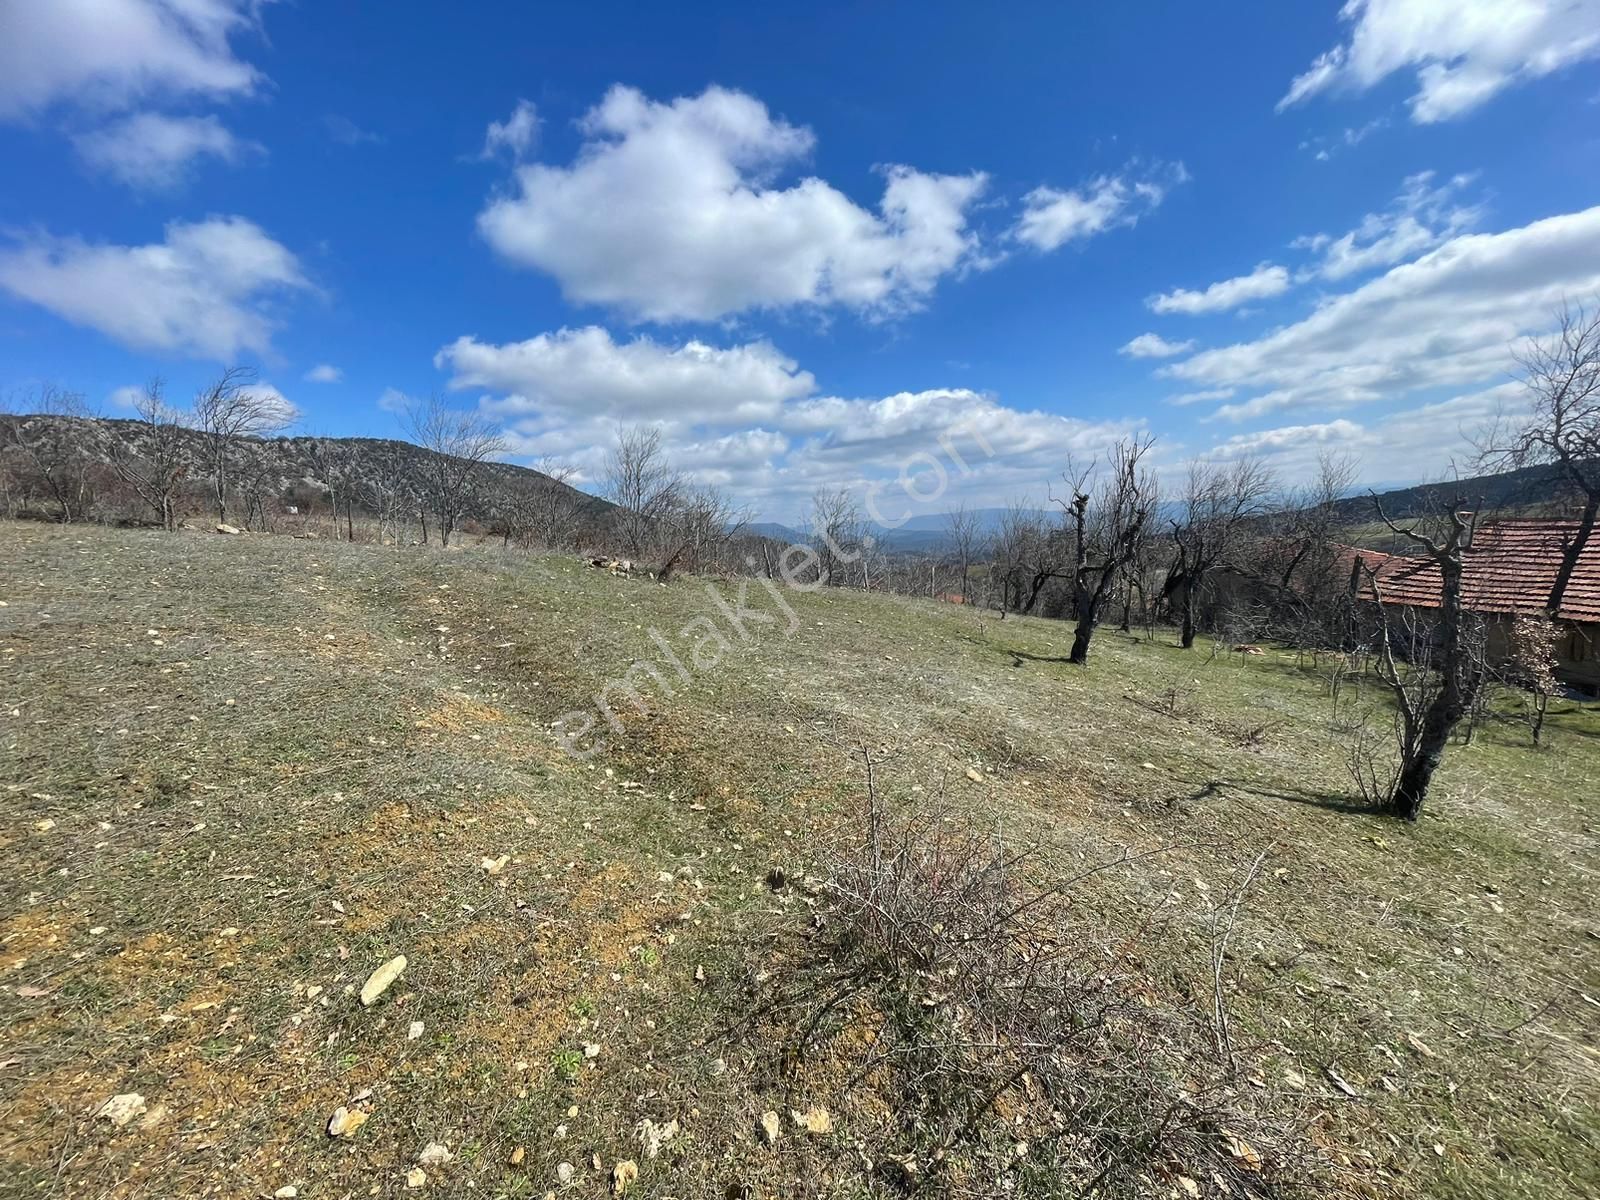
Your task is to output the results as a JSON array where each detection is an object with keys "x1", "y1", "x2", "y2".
[{"x1": 2, "y1": 1, "x2": 1599, "y2": 521}]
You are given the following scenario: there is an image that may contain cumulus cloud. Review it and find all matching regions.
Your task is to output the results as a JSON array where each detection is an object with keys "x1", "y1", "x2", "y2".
[
  {"x1": 1012, "y1": 162, "x2": 1187, "y2": 252},
  {"x1": 237, "y1": 380, "x2": 300, "y2": 428},
  {"x1": 1161, "y1": 205, "x2": 1600, "y2": 421},
  {"x1": 1202, "y1": 383, "x2": 1529, "y2": 484},
  {"x1": 1120, "y1": 332, "x2": 1197, "y2": 358},
  {"x1": 438, "y1": 321, "x2": 1142, "y2": 519},
  {"x1": 476, "y1": 84, "x2": 990, "y2": 322},
  {"x1": 72, "y1": 111, "x2": 257, "y2": 189},
  {"x1": 436, "y1": 326, "x2": 816, "y2": 423},
  {"x1": 1278, "y1": 0, "x2": 1600, "y2": 123},
  {"x1": 1147, "y1": 263, "x2": 1290, "y2": 315},
  {"x1": 0, "y1": 0, "x2": 263, "y2": 119},
  {"x1": 0, "y1": 216, "x2": 311, "y2": 360},
  {"x1": 304, "y1": 363, "x2": 342, "y2": 383},
  {"x1": 1293, "y1": 170, "x2": 1480, "y2": 281},
  {"x1": 482, "y1": 99, "x2": 538, "y2": 161}
]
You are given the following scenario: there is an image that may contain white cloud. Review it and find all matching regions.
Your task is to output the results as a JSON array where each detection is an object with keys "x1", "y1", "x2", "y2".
[
  {"x1": 1120, "y1": 332, "x2": 1196, "y2": 358},
  {"x1": 482, "y1": 99, "x2": 538, "y2": 161},
  {"x1": 0, "y1": 0, "x2": 263, "y2": 120},
  {"x1": 1302, "y1": 116, "x2": 1389, "y2": 161},
  {"x1": 304, "y1": 363, "x2": 342, "y2": 384},
  {"x1": 1167, "y1": 387, "x2": 1236, "y2": 407},
  {"x1": 72, "y1": 111, "x2": 256, "y2": 189},
  {"x1": 1148, "y1": 263, "x2": 1290, "y2": 315},
  {"x1": 1012, "y1": 162, "x2": 1187, "y2": 252},
  {"x1": 1293, "y1": 170, "x2": 1480, "y2": 281},
  {"x1": 436, "y1": 326, "x2": 816, "y2": 423},
  {"x1": 1162, "y1": 205, "x2": 1600, "y2": 421},
  {"x1": 323, "y1": 115, "x2": 383, "y2": 146},
  {"x1": 377, "y1": 387, "x2": 409, "y2": 414},
  {"x1": 1203, "y1": 383, "x2": 1529, "y2": 484},
  {"x1": 1279, "y1": 0, "x2": 1600, "y2": 123},
  {"x1": 0, "y1": 216, "x2": 310, "y2": 360},
  {"x1": 476, "y1": 84, "x2": 990, "y2": 322},
  {"x1": 238, "y1": 381, "x2": 299, "y2": 428},
  {"x1": 441, "y1": 322, "x2": 1142, "y2": 520},
  {"x1": 108, "y1": 384, "x2": 145, "y2": 409}
]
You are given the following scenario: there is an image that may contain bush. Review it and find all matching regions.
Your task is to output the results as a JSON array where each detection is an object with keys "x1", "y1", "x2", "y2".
[{"x1": 739, "y1": 754, "x2": 1310, "y2": 1197}]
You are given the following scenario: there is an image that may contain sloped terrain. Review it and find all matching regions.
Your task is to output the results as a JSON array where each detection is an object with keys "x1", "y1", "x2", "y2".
[{"x1": 1, "y1": 522, "x2": 1597, "y2": 1199}]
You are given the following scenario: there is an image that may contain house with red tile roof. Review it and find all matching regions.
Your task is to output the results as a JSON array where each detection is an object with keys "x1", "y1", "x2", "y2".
[{"x1": 1344, "y1": 518, "x2": 1600, "y2": 693}]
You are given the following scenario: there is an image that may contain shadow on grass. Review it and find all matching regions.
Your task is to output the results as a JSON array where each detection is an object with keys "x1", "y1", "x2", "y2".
[{"x1": 1184, "y1": 775, "x2": 1376, "y2": 816}]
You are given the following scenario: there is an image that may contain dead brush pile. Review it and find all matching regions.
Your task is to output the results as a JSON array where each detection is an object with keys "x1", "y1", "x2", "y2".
[{"x1": 739, "y1": 754, "x2": 1316, "y2": 1198}]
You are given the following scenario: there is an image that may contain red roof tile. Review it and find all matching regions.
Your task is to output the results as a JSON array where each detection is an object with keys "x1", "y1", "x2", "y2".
[{"x1": 1342, "y1": 518, "x2": 1600, "y2": 625}]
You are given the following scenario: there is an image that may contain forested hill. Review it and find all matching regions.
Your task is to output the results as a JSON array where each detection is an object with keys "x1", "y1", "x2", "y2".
[{"x1": 1341, "y1": 459, "x2": 1596, "y2": 523}]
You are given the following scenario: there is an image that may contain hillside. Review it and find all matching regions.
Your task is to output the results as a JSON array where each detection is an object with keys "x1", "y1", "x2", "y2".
[
  {"x1": 0, "y1": 413, "x2": 612, "y2": 525},
  {"x1": 2, "y1": 521, "x2": 1596, "y2": 1199}
]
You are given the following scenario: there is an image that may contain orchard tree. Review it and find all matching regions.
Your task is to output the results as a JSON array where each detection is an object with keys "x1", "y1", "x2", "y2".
[{"x1": 1057, "y1": 436, "x2": 1158, "y2": 665}]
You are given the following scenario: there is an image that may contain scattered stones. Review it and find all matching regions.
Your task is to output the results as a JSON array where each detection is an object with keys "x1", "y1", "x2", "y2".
[
  {"x1": 637, "y1": 1117, "x2": 680, "y2": 1158},
  {"x1": 509, "y1": 1146, "x2": 525, "y2": 1166},
  {"x1": 360, "y1": 955, "x2": 407, "y2": 1006},
  {"x1": 480, "y1": 855, "x2": 509, "y2": 875},
  {"x1": 95, "y1": 1093, "x2": 147, "y2": 1127},
  {"x1": 408, "y1": 1020, "x2": 425, "y2": 1041},
  {"x1": 274, "y1": 1188, "x2": 298, "y2": 1199},
  {"x1": 790, "y1": 1105, "x2": 832, "y2": 1135},
  {"x1": 418, "y1": 1142, "x2": 452, "y2": 1166},
  {"x1": 215, "y1": 524, "x2": 241, "y2": 535},
  {"x1": 326, "y1": 1106, "x2": 369, "y2": 1138},
  {"x1": 405, "y1": 1167, "x2": 426, "y2": 1188},
  {"x1": 556, "y1": 1162, "x2": 575, "y2": 1183},
  {"x1": 582, "y1": 1042, "x2": 601, "y2": 1059},
  {"x1": 611, "y1": 1160, "x2": 639, "y2": 1195},
  {"x1": 759, "y1": 1110, "x2": 782, "y2": 1145},
  {"x1": 33, "y1": 819, "x2": 56, "y2": 833},
  {"x1": 964, "y1": 767, "x2": 984, "y2": 783}
]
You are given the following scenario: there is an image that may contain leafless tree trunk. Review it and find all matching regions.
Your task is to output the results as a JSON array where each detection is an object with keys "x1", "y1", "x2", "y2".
[
  {"x1": 0, "y1": 385, "x2": 98, "y2": 522},
  {"x1": 604, "y1": 425, "x2": 682, "y2": 558},
  {"x1": 406, "y1": 395, "x2": 507, "y2": 547},
  {"x1": 1057, "y1": 437, "x2": 1158, "y2": 665},
  {"x1": 809, "y1": 486, "x2": 861, "y2": 587},
  {"x1": 943, "y1": 503, "x2": 986, "y2": 603},
  {"x1": 106, "y1": 380, "x2": 190, "y2": 531},
  {"x1": 1365, "y1": 500, "x2": 1488, "y2": 821},
  {"x1": 1167, "y1": 457, "x2": 1277, "y2": 649},
  {"x1": 193, "y1": 367, "x2": 291, "y2": 525}
]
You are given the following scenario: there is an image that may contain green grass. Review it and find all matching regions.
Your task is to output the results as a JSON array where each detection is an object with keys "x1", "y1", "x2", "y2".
[{"x1": 1, "y1": 521, "x2": 1597, "y2": 1199}]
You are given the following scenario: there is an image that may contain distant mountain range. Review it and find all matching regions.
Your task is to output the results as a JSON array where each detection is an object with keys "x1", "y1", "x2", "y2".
[{"x1": 752, "y1": 462, "x2": 1597, "y2": 556}]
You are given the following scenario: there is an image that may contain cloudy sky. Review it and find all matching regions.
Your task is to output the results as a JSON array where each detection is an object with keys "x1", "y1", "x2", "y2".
[{"x1": 2, "y1": 1, "x2": 1599, "y2": 521}]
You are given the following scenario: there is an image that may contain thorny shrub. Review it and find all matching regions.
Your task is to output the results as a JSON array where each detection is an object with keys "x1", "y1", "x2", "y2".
[{"x1": 737, "y1": 752, "x2": 1314, "y2": 1198}]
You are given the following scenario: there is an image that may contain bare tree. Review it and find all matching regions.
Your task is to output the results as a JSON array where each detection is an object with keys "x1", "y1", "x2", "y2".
[
  {"x1": 943, "y1": 503, "x2": 986, "y2": 603},
  {"x1": 530, "y1": 456, "x2": 583, "y2": 549},
  {"x1": 1057, "y1": 437, "x2": 1159, "y2": 665},
  {"x1": 657, "y1": 484, "x2": 746, "y2": 581},
  {"x1": 0, "y1": 385, "x2": 98, "y2": 522},
  {"x1": 1478, "y1": 300, "x2": 1600, "y2": 616},
  {"x1": 360, "y1": 441, "x2": 419, "y2": 544},
  {"x1": 406, "y1": 395, "x2": 507, "y2": 547},
  {"x1": 604, "y1": 425, "x2": 682, "y2": 558},
  {"x1": 107, "y1": 380, "x2": 190, "y2": 531},
  {"x1": 192, "y1": 367, "x2": 291, "y2": 525},
  {"x1": 1166, "y1": 457, "x2": 1277, "y2": 649},
  {"x1": 1258, "y1": 451, "x2": 1361, "y2": 649},
  {"x1": 1364, "y1": 500, "x2": 1489, "y2": 822},
  {"x1": 809, "y1": 486, "x2": 862, "y2": 587}
]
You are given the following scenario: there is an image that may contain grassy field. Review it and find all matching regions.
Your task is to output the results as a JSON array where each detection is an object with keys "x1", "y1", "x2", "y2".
[{"x1": 2, "y1": 520, "x2": 1597, "y2": 1199}]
